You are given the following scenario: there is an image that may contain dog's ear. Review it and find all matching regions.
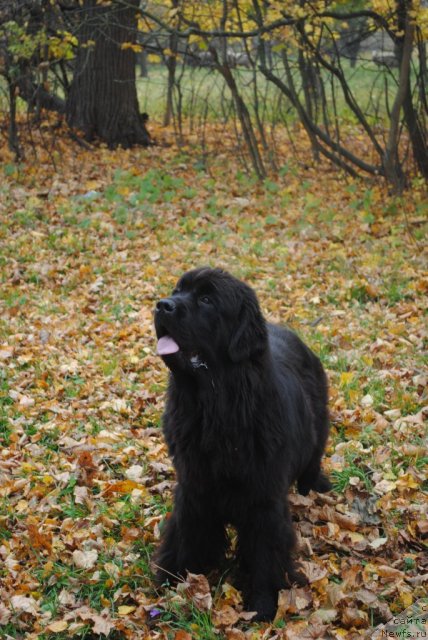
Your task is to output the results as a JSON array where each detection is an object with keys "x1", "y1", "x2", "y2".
[{"x1": 228, "y1": 289, "x2": 267, "y2": 363}]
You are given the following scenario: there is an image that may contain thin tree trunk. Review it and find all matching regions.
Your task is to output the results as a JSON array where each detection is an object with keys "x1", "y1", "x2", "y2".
[
  {"x1": 139, "y1": 49, "x2": 148, "y2": 78},
  {"x1": 260, "y1": 57, "x2": 380, "y2": 176},
  {"x1": 401, "y1": 26, "x2": 428, "y2": 180},
  {"x1": 220, "y1": 62, "x2": 266, "y2": 179},
  {"x1": 164, "y1": 42, "x2": 178, "y2": 126},
  {"x1": 164, "y1": 0, "x2": 179, "y2": 126},
  {"x1": 383, "y1": 10, "x2": 414, "y2": 191},
  {"x1": 298, "y1": 47, "x2": 320, "y2": 161},
  {"x1": 7, "y1": 78, "x2": 22, "y2": 160}
]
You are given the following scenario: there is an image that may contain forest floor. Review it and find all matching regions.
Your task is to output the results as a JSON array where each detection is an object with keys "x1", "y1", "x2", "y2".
[{"x1": 0, "y1": 119, "x2": 427, "y2": 640}]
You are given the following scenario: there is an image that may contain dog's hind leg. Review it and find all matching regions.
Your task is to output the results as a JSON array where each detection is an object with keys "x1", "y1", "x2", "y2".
[
  {"x1": 297, "y1": 407, "x2": 331, "y2": 495},
  {"x1": 297, "y1": 449, "x2": 331, "y2": 495}
]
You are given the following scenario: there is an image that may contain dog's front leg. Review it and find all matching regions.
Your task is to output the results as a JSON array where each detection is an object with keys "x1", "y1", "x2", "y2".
[
  {"x1": 154, "y1": 507, "x2": 181, "y2": 584},
  {"x1": 156, "y1": 484, "x2": 226, "y2": 583}
]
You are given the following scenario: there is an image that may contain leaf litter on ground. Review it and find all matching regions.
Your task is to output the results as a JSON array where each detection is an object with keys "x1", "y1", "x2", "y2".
[{"x1": 0, "y1": 119, "x2": 427, "y2": 639}]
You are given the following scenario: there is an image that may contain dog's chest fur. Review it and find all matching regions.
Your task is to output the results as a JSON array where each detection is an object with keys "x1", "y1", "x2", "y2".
[
  {"x1": 165, "y1": 386, "x2": 253, "y2": 473},
  {"x1": 163, "y1": 372, "x2": 290, "y2": 498}
]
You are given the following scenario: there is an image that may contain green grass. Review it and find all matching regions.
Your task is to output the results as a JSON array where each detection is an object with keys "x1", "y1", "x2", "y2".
[
  {"x1": 0, "y1": 42, "x2": 409, "y2": 124},
  {"x1": 0, "y1": 414, "x2": 11, "y2": 445},
  {"x1": 137, "y1": 59, "x2": 399, "y2": 126},
  {"x1": 332, "y1": 456, "x2": 373, "y2": 492},
  {"x1": 158, "y1": 600, "x2": 221, "y2": 640},
  {"x1": 0, "y1": 372, "x2": 13, "y2": 445}
]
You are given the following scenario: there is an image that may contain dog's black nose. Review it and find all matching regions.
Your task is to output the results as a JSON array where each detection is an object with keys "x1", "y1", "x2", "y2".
[{"x1": 156, "y1": 298, "x2": 176, "y2": 313}]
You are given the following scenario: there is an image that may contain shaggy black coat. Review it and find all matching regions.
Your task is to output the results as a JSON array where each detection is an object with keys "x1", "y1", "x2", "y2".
[{"x1": 154, "y1": 267, "x2": 331, "y2": 621}]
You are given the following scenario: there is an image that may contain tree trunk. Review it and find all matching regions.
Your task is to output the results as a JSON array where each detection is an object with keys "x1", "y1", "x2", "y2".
[
  {"x1": 138, "y1": 49, "x2": 148, "y2": 78},
  {"x1": 163, "y1": 0, "x2": 179, "y2": 126},
  {"x1": 7, "y1": 77, "x2": 22, "y2": 160},
  {"x1": 297, "y1": 46, "x2": 320, "y2": 162},
  {"x1": 220, "y1": 62, "x2": 266, "y2": 179},
  {"x1": 383, "y1": 3, "x2": 414, "y2": 191},
  {"x1": 164, "y1": 38, "x2": 178, "y2": 126},
  {"x1": 402, "y1": 72, "x2": 428, "y2": 180},
  {"x1": 66, "y1": 0, "x2": 150, "y2": 147}
]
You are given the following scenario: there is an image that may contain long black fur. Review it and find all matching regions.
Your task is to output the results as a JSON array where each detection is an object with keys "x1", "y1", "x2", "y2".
[{"x1": 154, "y1": 267, "x2": 331, "y2": 621}]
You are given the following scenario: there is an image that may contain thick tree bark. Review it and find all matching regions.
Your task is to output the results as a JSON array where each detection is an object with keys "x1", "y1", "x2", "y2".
[{"x1": 66, "y1": 0, "x2": 150, "y2": 147}]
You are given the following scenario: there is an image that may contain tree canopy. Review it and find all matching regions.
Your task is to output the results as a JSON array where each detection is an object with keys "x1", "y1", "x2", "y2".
[{"x1": 0, "y1": 0, "x2": 427, "y2": 189}]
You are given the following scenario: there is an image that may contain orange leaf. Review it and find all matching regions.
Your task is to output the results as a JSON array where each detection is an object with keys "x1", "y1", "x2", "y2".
[
  {"x1": 27, "y1": 524, "x2": 52, "y2": 553},
  {"x1": 103, "y1": 480, "x2": 144, "y2": 496}
]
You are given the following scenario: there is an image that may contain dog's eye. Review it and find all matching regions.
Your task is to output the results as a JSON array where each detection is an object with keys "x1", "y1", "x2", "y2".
[{"x1": 199, "y1": 295, "x2": 211, "y2": 305}]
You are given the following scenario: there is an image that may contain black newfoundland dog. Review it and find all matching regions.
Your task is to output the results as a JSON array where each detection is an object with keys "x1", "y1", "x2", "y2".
[{"x1": 154, "y1": 267, "x2": 331, "y2": 621}]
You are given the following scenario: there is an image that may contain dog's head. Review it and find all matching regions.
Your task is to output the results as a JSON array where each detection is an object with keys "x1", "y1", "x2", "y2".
[{"x1": 154, "y1": 267, "x2": 267, "y2": 372}]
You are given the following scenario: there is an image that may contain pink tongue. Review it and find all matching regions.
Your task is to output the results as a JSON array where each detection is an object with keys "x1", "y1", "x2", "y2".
[{"x1": 157, "y1": 335, "x2": 180, "y2": 355}]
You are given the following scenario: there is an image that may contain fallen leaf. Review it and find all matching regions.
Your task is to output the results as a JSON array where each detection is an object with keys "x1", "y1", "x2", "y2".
[
  {"x1": 92, "y1": 614, "x2": 115, "y2": 636},
  {"x1": 46, "y1": 620, "x2": 68, "y2": 632},
  {"x1": 178, "y1": 573, "x2": 212, "y2": 611},
  {"x1": 117, "y1": 605, "x2": 136, "y2": 616},
  {"x1": 225, "y1": 629, "x2": 246, "y2": 640},
  {"x1": 361, "y1": 394, "x2": 373, "y2": 407},
  {"x1": 125, "y1": 464, "x2": 145, "y2": 481},
  {"x1": 300, "y1": 560, "x2": 328, "y2": 583},
  {"x1": 369, "y1": 536, "x2": 388, "y2": 549},
  {"x1": 0, "y1": 348, "x2": 13, "y2": 359},
  {"x1": 174, "y1": 631, "x2": 192, "y2": 640},
  {"x1": 374, "y1": 479, "x2": 397, "y2": 495},
  {"x1": 376, "y1": 565, "x2": 405, "y2": 581},
  {"x1": 212, "y1": 605, "x2": 240, "y2": 628},
  {"x1": 340, "y1": 607, "x2": 369, "y2": 628},
  {"x1": 276, "y1": 586, "x2": 312, "y2": 618},
  {"x1": 18, "y1": 394, "x2": 35, "y2": 408},
  {"x1": 10, "y1": 595, "x2": 38, "y2": 615},
  {"x1": 74, "y1": 485, "x2": 89, "y2": 504},
  {"x1": 72, "y1": 549, "x2": 98, "y2": 569},
  {"x1": 309, "y1": 608, "x2": 338, "y2": 624},
  {"x1": 103, "y1": 480, "x2": 145, "y2": 496},
  {"x1": 0, "y1": 602, "x2": 11, "y2": 624}
]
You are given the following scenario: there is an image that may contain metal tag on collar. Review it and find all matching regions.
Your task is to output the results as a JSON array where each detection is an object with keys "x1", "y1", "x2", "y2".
[{"x1": 190, "y1": 355, "x2": 208, "y2": 369}]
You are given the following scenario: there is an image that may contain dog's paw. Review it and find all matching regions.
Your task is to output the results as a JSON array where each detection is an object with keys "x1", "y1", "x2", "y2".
[
  {"x1": 154, "y1": 564, "x2": 181, "y2": 587},
  {"x1": 296, "y1": 479, "x2": 311, "y2": 496},
  {"x1": 297, "y1": 470, "x2": 332, "y2": 495},
  {"x1": 154, "y1": 570, "x2": 170, "y2": 587},
  {"x1": 245, "y1": 593, "x2": 277, "y2": 623},
  {"x1": 285, "y1": 568, "x2": 308, "y2": 587},
  {"x1": 251, "y1": 608, "x2": 276, "y2": 622},
  {"x1": 313, "y1": 471, "x2": 332, "y2": 493}
]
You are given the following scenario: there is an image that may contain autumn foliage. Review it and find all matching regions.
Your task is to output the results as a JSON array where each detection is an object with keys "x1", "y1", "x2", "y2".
[
  {"x1": 1, "y1": 0, "x2": 427, "y2": 189},
  {"x1": 0, "y1": 118, "x2": 427, "y2": 639}
]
